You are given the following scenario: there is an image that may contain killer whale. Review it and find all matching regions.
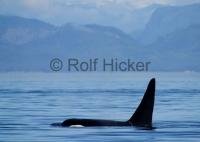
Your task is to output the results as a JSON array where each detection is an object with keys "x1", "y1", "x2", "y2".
[{"x1": 52, "y1": 78, "x2": 156, "y2": 128}]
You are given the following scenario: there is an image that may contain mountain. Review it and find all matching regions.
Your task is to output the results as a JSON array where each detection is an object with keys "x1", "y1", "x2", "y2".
[
  {"x1": 0, "y1": 15, "x2": 56, "y2": 45},
  {"x1": 1, "y1": 2, "x2": 200, "y2": 72},
  {"x1": 29, "y1": 23, "x2": 137, "y2": 49},
  {"x1": 0, "y1": 3, "x2": 160, "y2": 33},
  {"x1": 138, "y1": 4, "x2": 200, "y2": 45},
  {"x1": 147, "y1": 24, "x2": 200, "y2": 71},
  {"x1": 0, "y1": 15, "x2": 139, "y2": 71},
  {"x1": 134, "y1": 4, "x2": 200, "y2": 71}
]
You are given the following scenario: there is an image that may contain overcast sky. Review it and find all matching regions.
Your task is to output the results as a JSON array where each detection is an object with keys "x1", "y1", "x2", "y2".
[{"x1": 0, "y1": 0, "x2": 200, "y2": 28}]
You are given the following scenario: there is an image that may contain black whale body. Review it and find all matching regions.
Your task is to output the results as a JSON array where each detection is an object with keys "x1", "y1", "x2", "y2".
[{"x1": 52, "y1": 78, "x2": 156, "y2": 128}]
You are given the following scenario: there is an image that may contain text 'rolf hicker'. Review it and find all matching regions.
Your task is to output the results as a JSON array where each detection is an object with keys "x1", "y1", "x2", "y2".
[{"x1": 50, "y1": 58, "x2": 151, "y2": 72}]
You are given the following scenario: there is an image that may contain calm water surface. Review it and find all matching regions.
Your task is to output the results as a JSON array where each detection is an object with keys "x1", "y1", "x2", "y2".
[{"x1": 0, "y1": 72, "x2": 200, "y2": 142}]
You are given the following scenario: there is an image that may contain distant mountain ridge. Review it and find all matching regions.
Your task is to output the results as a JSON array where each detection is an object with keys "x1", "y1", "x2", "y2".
[
  {"x1": 138, "y1": 3, "x2": 200, "y2": 45},
  {"x1": 0, "y1": 3, "x2": 200, "y2": 71},
  {"x1": 0, "y1": 15, "x2": 136, "y2": 46},
  {"x1": 0, "y1": 15, "x2": 56, "y2": 45},
  {"x1": 0, "y1": 15, "x2": 140, "y2": 71}
]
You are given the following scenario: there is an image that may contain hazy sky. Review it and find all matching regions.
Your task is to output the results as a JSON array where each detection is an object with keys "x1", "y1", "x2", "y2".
[{"x1": 0, "y1": 0, "x2": 200, "y2": 30}]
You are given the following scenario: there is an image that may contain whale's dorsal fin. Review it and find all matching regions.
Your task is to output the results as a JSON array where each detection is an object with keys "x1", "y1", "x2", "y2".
[{"x1": 128, "y1": 78, "x2": 156, "y2": 128}]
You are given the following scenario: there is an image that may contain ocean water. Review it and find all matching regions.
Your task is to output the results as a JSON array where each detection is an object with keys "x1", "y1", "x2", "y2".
[{"x1": 0, "y1": 72, "x2": 200, "y2": 142}]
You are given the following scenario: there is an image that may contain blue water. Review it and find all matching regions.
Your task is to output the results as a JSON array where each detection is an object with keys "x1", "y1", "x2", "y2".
[{"x1": 0, "y1": 72, "x2": 200, "y2": 142}]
